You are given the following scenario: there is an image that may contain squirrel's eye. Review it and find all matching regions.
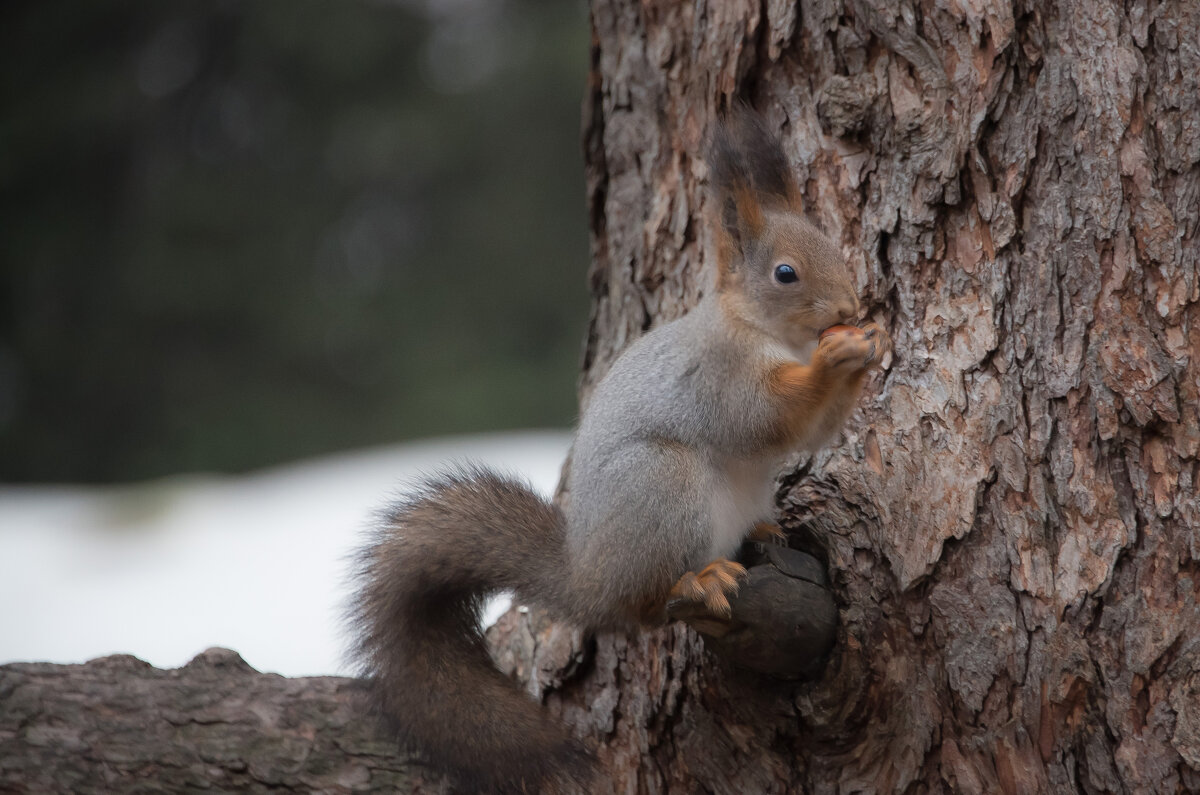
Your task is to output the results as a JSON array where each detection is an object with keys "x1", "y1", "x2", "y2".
[{"x1": 773, "y1": 264, "x2": 798, "y2": 284}]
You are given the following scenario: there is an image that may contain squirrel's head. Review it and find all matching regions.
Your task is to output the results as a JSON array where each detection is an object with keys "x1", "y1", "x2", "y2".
[{"x1": 708, "y1": 108, "x2": 859, "y2": 353}]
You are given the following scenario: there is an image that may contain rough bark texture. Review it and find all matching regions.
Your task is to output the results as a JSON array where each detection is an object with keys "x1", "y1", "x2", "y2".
[
  {"x1": 0, "y1": 649, "x2": 449, "y2": 794},
  {"x1": 491, "y1": 0, "x2": 1200, "y2": 792}
]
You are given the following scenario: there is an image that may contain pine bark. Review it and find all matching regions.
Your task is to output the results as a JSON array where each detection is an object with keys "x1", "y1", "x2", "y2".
[{"x1": 493, "y1": 0, "x2": 1200, "y2": 792}]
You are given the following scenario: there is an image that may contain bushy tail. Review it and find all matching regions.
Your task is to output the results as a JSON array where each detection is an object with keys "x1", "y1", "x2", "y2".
[{"x1": 347, "y1": 466, "x2": 592, "y2": 793}]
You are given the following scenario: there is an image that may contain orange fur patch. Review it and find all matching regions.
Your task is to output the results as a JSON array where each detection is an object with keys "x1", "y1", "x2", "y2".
[{"x1": 765, "y1": 361, "x2": 864, "y2": 446}]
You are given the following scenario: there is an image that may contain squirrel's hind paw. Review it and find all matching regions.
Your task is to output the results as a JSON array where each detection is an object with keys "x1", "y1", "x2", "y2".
[
  {"x1": 749, "y1": 522, "x2": 787, "y2": 544},
  {"x1": 667, "y1": 558, "x2": 747, "y2": 619}
]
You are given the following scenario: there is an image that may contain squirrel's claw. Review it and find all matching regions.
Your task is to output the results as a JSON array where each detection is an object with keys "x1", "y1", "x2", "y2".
[{"x1": 860, "y1": 321, "x2": 892, "y2": 370}]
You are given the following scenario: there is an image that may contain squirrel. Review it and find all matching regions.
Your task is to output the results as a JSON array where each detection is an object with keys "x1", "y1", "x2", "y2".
[{"x1": 347, "y1": 108, "x2": 891, "y2": 793}]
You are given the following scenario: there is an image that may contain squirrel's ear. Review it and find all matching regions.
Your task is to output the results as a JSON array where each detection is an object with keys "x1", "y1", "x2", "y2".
[
  {"x1": 710, "y1": 119, "x2": 765, "y2": 263},
  {"x1": 723, "y1": 186, "x2": 766, "y2": 247},
  {"x1": 709, "y1": 106, "x2": 802, "y2": 225},
  {"x1": 708, "y1": 107, "x2": 803, "y2": 279},
  {"x1": 712, "y1": 183, "x2": 763, "y2": 286},
  {"x1": 728, "y1": 107, "x2": 803, "y2": 212}
]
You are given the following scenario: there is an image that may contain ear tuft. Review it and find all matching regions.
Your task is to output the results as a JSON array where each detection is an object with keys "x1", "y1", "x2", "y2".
[
  {"x1": 708, "y1": 104, "x2": 802, "y2": 265},
  {"x1": 709, "y1": 105, "x2": 801, "y2": 205}
]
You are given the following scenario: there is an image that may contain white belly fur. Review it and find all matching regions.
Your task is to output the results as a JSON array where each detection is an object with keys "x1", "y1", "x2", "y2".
[{"x1": 708, "y1": 456, "x2": 778, "y2": 560}]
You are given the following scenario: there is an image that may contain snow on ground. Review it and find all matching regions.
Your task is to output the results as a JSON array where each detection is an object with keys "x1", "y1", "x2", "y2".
[{"x1": 0, "y1": 430, "x2": 570, "y2": 678}]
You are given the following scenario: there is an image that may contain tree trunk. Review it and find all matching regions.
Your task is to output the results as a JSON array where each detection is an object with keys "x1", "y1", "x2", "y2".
[{"x1": 491, "y1": 0, "x2": 1200, "y2": 792}]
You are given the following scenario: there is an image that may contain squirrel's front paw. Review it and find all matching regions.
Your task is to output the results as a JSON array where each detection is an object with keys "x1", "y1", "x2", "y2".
[
  {"x1": 816, "y1": 327, "x2": 875, "y2": 374},
  {"x1": 817, "y1": 323, "x2": 891, "y2": 373},
  {"x1": 860, "y1": 322, "x2": 892, "y2": 370}
]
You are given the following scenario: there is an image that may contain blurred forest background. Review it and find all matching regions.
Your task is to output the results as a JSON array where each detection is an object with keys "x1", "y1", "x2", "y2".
[{"x1": 0, "y1": 0, "x2": 590, "y2": 483}]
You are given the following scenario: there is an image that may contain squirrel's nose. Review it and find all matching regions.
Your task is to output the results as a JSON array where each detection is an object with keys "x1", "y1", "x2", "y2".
[{"x1": 835, "y1": 297, "x2": 860, "y2": 322}]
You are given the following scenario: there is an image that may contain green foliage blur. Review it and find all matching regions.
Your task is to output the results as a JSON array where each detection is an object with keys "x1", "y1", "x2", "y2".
[{"x1": 0, "y1": 0, "x2": 590, "y2": 482}]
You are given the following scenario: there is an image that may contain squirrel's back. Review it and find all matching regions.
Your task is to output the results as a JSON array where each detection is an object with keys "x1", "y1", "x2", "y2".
[{"x1": 573, "y1": 295, "x2": 789, "y2": 459}]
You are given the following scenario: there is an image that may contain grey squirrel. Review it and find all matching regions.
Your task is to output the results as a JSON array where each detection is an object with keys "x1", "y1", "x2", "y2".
[{"x1": 347, "y1": 109, "x2": 891, "y2": 793}]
